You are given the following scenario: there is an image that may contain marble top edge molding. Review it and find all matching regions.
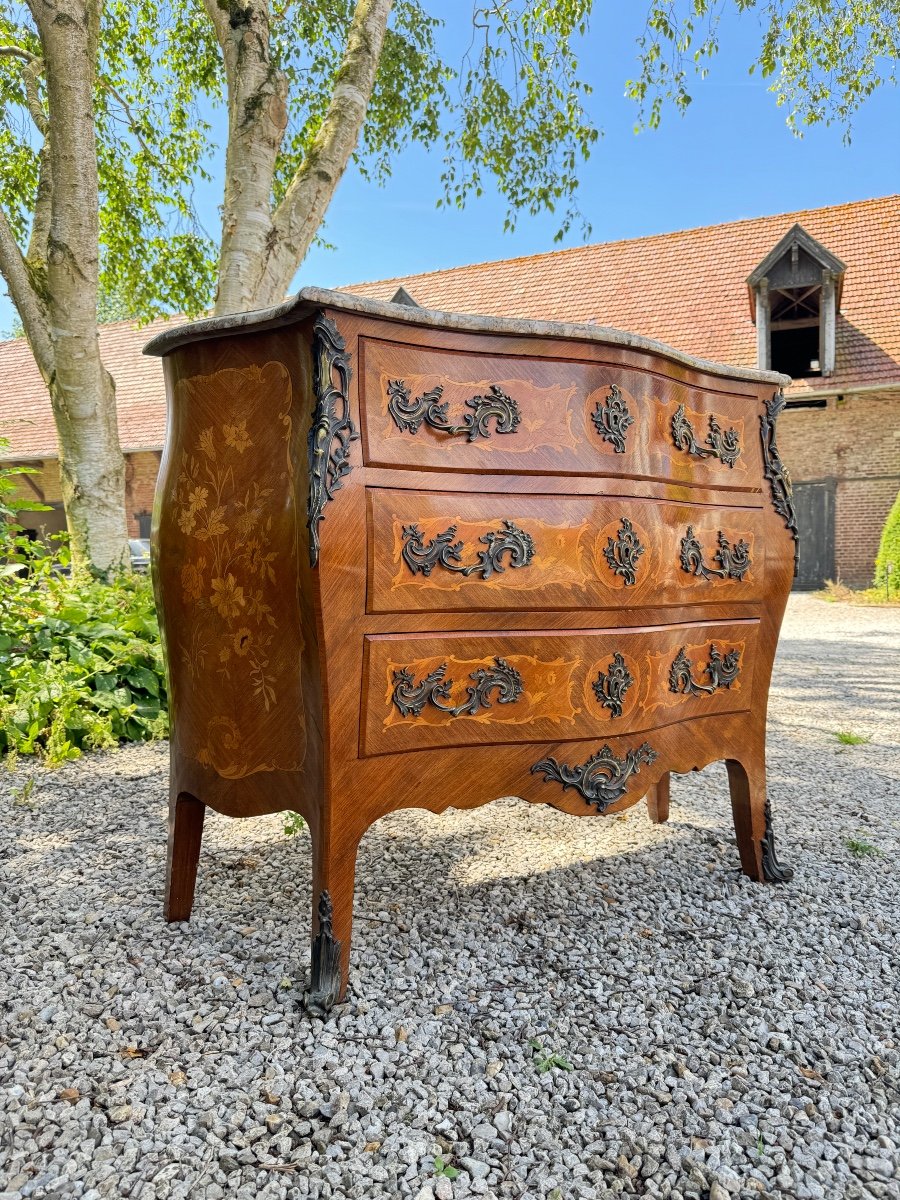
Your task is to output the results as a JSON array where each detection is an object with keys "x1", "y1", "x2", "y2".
[{"x1": 143, "y1": 285, "x2": 790, "y2": 387}]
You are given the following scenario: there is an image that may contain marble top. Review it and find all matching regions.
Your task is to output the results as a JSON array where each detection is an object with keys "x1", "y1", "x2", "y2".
[{"x1": 143, "y1": 286, "x2": 790, "y2": 387}]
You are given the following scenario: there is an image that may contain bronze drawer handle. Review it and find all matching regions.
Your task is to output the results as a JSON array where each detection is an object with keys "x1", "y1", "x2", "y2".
[
  {"x1": 603, "y1": 516, "x2": 645, "y2": 586},
  {"x1": 671, "y1": 403, "x2": 741, "y2": 468},
  {"x1": 531, "y1": 741, "x2": 658, "y2": 813},
  {"x1": 392, "y1": 656, "x2": 524, "y2": 718},
  {"x1": 592, "y1": 652, "x2": 634, "y2": 718},
  {"x1": 669, "y1": 644, "x2": 741, "y2": 697},
  {"x1": 401, "y1": 520, "x2": 535, "y2": 580},
  {"x1": 591, "y1": 384, "x2": 633, "y2": 453},
  {"x1": 387, "y1": 378, "x2": 521, "y2": 441},
  {"x1": 679, "y1": 526, "x2": 751, "y2": 581}
]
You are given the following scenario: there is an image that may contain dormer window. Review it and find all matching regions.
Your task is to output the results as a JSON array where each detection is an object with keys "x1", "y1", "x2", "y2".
[{"x1": 747, "y1": 224, "x2": 845, "y2": 378}]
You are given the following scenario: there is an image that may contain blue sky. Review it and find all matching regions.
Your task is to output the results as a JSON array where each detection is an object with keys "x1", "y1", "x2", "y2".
[
  {"x1": 2, "y1": 4, "x2": 899, "y2": 330},
  {"x1": 294, "y1": 3, "x2": 900, "y2": 292}
]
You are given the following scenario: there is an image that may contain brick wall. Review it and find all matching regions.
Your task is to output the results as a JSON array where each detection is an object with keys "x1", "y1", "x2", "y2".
[
  {"x1": 125, "y1": 451, "x2": 161, "y2": 538},
  {"x1": 779, "y1": 389, "x2": 900, "y2": 586},
  {"x1": 10, "y1": 450, "x2": 161, "y2": 540}
]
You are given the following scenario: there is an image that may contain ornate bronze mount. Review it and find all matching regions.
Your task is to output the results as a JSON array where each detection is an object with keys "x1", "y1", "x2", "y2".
[
  {"x1": 671, "y1": 403, "x2": 741, "y2": 468},
  {"x1": 306, "y1": 891, "x2": 342, "y2": 1016},
  {"x1": 308, "y1": 314, "x2": 359, "y2": 567},
  {"x1": 401, "y1": 520, "x2": 535, "y2": 580},
  {"x1": 387, "y1": 379, "x2": 521, "y2": 442},
  {"x1": 392, "y1": 656, "x2": 524, "y2": 718},
  {"x1": 760, "y1": 798, "x2": 794, "y2": 882},
  {"x1": 760, "y1": 391, "x2": 799, "y2": 575},
  {"x1": 591, "y1": 384, "x2": 633, "y2": 453},
  {"x1": 669, "y1": 644, "x2": 741, "y2": 697},
  {"x1": 679, "y1": 526, "x2": 751, "y2": 581},
  {"x1": 531, "y1": 741, "x2": 658, "y2": 814},
  {"x1": 592, "y1": 653, "x2": 633, "y2": 719},
  {"x1": 603, "y1": 517, "x2": 645, "y2": 586}
]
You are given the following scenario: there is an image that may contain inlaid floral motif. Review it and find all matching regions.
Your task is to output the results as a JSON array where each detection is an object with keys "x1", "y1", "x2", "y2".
[{"x1": 163, "y1": 361, "x2": 304, "y2": 779}]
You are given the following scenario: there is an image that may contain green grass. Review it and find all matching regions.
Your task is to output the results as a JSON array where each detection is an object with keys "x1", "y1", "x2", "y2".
[
  {"x1": 817, "y1": 580, "x2": 900, "y2": 607},
  {"x1": 844, "y1": 836, "x2": 883, "y2": 859},
  {"x1": 832, "y1": 730, "x2": 871, "y2": 746},
  {"x1": 529, "y1": 1038, "x2": 573, "y2": 1074}
]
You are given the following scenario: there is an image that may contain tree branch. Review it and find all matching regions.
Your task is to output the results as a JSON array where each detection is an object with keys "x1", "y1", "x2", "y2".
[
  {"x1": 21, "y1": 55, "x2": 48, "y2": 137},
  {"x1": 262, "y1": 0, "x2": 393, "y2": 304},
  {"x1": 202, "y1": 0, "x2": 239, "y2": 83},
  {"x1": 0, "y1": 204, "x2": 52, "y2": 378},
  {"x1": 0, "y1": 46, "x2": 41, "y2": 66}
]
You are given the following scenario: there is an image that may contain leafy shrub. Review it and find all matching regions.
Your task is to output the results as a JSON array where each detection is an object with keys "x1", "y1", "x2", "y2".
[
  {"x1": 0, "y1": 465, "x2": 167, "y2": 766},
  {"x1": 0, "y1": 552, "x2": 167, "y2": 765},
  {"x1": 874, "y1": 489, "x2": 900, "y2": 591}
]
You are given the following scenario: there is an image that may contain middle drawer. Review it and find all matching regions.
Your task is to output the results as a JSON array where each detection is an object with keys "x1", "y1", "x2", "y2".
[
  {"x1": 361, "y1": 619, "x2": 758, "y2": 757},
  {"x1": 366, "y1": 487, "x2": 766, "y2": 613}
]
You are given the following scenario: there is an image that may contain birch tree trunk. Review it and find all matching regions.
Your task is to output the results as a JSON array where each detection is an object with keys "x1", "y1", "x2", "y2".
[
  {"x1": 20, "y1": 0, "x2": 129, "y2": 574},
  {"x1": 210, "y1": 0, "x2": 393, "y2": 316}
]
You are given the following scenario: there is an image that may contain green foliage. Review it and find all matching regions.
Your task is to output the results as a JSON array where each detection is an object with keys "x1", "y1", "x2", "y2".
[
  {"x1": 1, "y1": 1, "x2": 602, "y2": 291},
  {"x1": 0, "y1": 437, "x2": 50, "y2": 524},
  {"x1": 432, "y1": 1156, "x2": 460, "y2": 1180},
  {"x1": 844, "y1": 836, "x2": 883, "y2": 858},
  {"x1": 874, "y1": 489, "x2": 900, "y2": 591},
  {"x1": 529, "y1": 1038, "x2": 573, "y2": 1073},
  {"x1": 10, "y1": 775, "x2": 36, "y2": 806},
  {"x1": 628, "y1": 2, "x2": 900, "y2": 138},
  {"x1": 832, "y1": 730, "x2": 871, "y2": 746},
  {"x1": 0, "y1": 534, "x2": 167, "y2": 767},
  {"x1": 282, "y1": 810, "x2": 306, "y2": 837},
  {"x1": 0, "y1": 3, "x2": 217, "y2": 323}
]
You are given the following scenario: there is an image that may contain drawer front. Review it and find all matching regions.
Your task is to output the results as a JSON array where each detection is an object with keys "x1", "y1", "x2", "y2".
[
  {"x1": 367, "y1": 488, "x2": 766, "y2": 613},
  {"x1": 361, "y1": 621, "x2": 758, "y2": 756},
  {"x1": 360, "y1": 336, "x2": 763, "y2": 489}
]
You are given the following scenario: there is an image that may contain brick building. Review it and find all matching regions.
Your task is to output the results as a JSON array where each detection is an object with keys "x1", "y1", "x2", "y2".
[{"x1": 2, "y1": 194, "x2": 898, "y2": 586}]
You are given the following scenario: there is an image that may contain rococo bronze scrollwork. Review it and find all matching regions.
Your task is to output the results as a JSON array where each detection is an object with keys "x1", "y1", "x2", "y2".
[
  {"x1": 306, "y1": 891, "x2": 342, "y2": 1017},
  {"x1": 392, "y1": 657, "x2": 524, "y2": 718},
  {"x1": 760, "y1": 390, "x2": 799, "y2": 574},
  {"x1": 531, "y1": 741, "x2": 659, "y2": 813},
  {"x1": 592, "y1": 653, "x2": 634, "y2": 718},
  {"x1": 671, "y1": 403, "x2": 741, "y2": 468},
  {"x1": 401, "y1": 520, "x2": 535, "y2": 580},
  {"x1": 669, "y1": 644, "x2": 741, "y2": 697},
  {"x1": 760, "y1": 798, "x2": 795, "y2": 883},
  {"x1": 679, "y1": 526, "x2": 751, "y2": 581},
  {"x1": 387, "y1": 379, "x2": 521, "y2": 441},
  {"x1": 591, "y1": 384, "x2": 633, "y2": 453},
  {"x1": 308, "y1": 314, "x2": 359, "y2": 566},
  {"x1": 603, "y1": 516, "x2": 645, "y2": 586}
]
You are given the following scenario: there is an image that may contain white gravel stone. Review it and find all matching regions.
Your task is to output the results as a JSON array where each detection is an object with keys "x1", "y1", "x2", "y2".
[{"x1": 1, "y1": 595, "x2": 898, "y2": 1200}]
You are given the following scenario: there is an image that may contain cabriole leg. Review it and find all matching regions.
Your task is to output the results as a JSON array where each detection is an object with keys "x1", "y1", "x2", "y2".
[
  {"x1": 306, "y1": 825, "x2": 360, "y2": 1016},
  {"x1": 646, "y1": 773, "x2": 671, "y2": 824},
  {"x1": 165, "y1": 791, "x2": 206, "y2": 921},
  {"x1": 726, "y1": 758, "x2": 793, "y2": 883}
]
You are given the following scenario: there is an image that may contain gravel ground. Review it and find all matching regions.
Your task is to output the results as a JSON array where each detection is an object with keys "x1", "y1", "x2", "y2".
[{"x1": 1, "y1": 595, "x2": 898, "y2": 1200}]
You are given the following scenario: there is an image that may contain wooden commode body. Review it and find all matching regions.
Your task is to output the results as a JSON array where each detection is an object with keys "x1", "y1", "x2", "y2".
[{"x1": 146, "y1": 289, "x2": 796, "y2": 1013}]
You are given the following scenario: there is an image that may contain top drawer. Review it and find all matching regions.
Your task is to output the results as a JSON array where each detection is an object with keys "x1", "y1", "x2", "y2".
[{"x1": 359, "y1": 335, "x2": 764, "y2": 491}]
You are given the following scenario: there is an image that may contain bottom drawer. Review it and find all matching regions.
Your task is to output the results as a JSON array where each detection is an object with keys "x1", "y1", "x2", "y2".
[{"x1": 361, "y1": 620, "x2": 758, "y2": 757}]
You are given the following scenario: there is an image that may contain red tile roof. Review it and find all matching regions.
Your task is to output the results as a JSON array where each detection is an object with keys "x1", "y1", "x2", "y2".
[
  {"x1": 2, "y1": 195, "x2": 897, "y2": 460},
  {"x1": 0, "y1": 315, "x2": 180, "y2": 460},
  {"x1": 346, "y1": 193, "x2": 900, "y2": 397}
]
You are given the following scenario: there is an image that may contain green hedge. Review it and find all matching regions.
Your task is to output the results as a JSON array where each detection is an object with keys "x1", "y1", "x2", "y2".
[{"x1": 874, "y1": 489, "x2": 900, "y2": 590}]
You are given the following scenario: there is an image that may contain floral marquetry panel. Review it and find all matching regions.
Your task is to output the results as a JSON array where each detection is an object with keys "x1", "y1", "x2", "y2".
[{"x1": 156, "y1": 361, "x2": 307, "y2": 780}]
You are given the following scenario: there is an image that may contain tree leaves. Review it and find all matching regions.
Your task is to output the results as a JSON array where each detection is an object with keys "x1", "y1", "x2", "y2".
[{"x1": 627, "y1": 2, "x2": 900, "y2": 139}]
